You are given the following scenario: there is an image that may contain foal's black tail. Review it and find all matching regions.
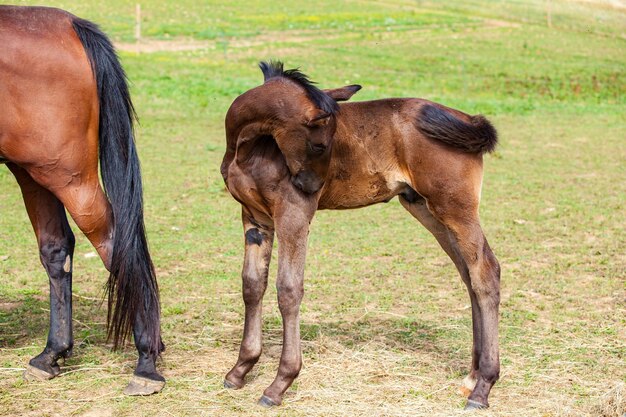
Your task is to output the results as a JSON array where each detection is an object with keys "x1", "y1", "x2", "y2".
[
  {"x1": 72, "y1": 18, "x2": 162, "y2": 355},
  {"x1": 417, "y1": 103, "x2": 498, "y2": 154}
]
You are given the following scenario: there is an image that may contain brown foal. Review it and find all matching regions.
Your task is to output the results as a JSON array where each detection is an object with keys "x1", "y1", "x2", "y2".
[
  {"x1": 0, "y1": 6, "x2": 163, "y2": 394},
  {"x1": 221, "y1": 61, "x2": 501, "y2": 410}
]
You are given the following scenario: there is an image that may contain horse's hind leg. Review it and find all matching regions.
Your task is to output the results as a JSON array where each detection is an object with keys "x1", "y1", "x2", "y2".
[
  {"x1": 399, "y1": 193, "x2": 482, "y2": 394},
  {"x1": 450, "y1": 221, "x2": 499, "y2": 410},
  {"x1": 225, "y1": 208, "x2": 274, "y2": 389},
  {"x1": 9, "y1": 164, "x2": 75, "y2": 380},
  {"x1": 24, "y1": 155, "x2": 163, "y2": 393},
  {"x1": 53, "y1": 175, "x2": 163, "y2": 394},
  {"x1": 401, "y1": 188, "x2": 500, "y2": 409}
]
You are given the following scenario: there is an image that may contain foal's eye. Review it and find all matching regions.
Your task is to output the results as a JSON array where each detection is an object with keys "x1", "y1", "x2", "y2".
[{"x1": 309, "y1": 142, "x2": 327, "y2": 155}]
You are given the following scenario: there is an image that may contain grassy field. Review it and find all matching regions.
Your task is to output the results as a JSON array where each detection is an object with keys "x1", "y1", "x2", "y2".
[{"x1": 1, "y1": 0, "x2": 625, "y2": 416}]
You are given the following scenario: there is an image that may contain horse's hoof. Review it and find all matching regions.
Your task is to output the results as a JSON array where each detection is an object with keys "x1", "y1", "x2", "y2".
[
  {"x1": 464, "y1": 399, "x2": 488, "y2": 410},
  {"x1": 258, "y1": 395, "x2": 279, "y2": 407},
  {"x1": 223, "y1": 379, "x2": 239, "y2": 389},
  {"x1": 123, "y1": 375, "x2": 165, "y2": 396},
  {"x1": 23, "y1": 364, "x2": 57, "y2": 381}
]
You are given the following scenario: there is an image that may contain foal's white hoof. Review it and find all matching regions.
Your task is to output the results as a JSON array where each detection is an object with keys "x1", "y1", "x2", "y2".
[
  {"x1": 23, "y1": 364, "x2": 56, "y2": 381},
  {"x1": 123, "y1": 375, "x2": 165, "y2": 396}
]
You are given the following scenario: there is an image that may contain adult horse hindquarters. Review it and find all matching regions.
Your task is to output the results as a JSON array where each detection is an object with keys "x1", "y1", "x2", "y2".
[
  {"x1": 0, "y1": 6, "x2": 164, "y2": 394},
  {"x1": 221, "y1": 61, "x2": 500, "y2": 410}
]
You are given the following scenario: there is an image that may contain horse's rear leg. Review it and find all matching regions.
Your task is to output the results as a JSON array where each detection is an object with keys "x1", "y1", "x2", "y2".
[
  {"x1": 401, "y1": 190, "x2": 500, "y2": 409},
  {"x1": 225, "y1": 209, "x2": 274, "y2": 389},
  {"x1": 453, "y1": 224, "x2": 499, "y2": 409},
  {"x1": 441, "y1": 216, "x2": 499, "y2": 408},
  {"x1": 9, "y1": 164, "x2": 75, "y2": 380},
  {"x1": 399, "y1": 194, "x2": 482, "y2": 394},
  {"x1": 25, "y1": 163, "x2": 163, "y2": 394},
  {"x1": 55, "y1": 179, "x2": 163, "y2": 393}
]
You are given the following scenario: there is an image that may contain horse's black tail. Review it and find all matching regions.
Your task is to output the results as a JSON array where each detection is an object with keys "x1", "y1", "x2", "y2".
[
  {"x1": 417, "y1": 103, "x2": 498, "y2": 154},
  {"x1": 71, "y1": 18, "x2": 161, "y2": 355}
]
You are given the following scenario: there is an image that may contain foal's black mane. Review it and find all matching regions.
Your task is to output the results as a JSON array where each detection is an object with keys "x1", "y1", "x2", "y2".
[{"x1": 259, "y1": 60, "x2": 339, "y2": 115}]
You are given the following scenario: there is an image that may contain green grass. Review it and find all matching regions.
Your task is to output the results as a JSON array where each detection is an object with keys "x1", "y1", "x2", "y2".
[{"x1": 1, "y1": 1, "x2": 625, "y2": 416}]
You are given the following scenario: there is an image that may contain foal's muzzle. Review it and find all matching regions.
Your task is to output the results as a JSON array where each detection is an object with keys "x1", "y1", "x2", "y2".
[{"x1": 291, "y1": 171, "x2": 324, "y2": 194}]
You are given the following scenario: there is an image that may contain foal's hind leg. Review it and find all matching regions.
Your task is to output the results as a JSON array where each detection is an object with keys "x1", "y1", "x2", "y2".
[
  {"x1": 430, "y1": 198, "x2": 500, "y2": 409},
  {"x1": 9, "y1": 164, "x2": 75, "y2": 380},
  {"x1": 225, "y1": 209, "x2": 274, "y2": 389},
  {"x1": 450, "y1": 222, "x2": 499, "y2": 409},
  {"x1": 399, "y1": 194, "x2": 482, "y2": 395},
  {"x1": 401, "y1": 187, "x2": 500, "y2": 409}
]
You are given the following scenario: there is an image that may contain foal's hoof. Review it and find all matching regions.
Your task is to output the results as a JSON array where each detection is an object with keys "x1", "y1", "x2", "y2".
[
  {"x1": 123, "y1": 375, "x2": 165, "y2": 396},
  {"x1": 23, "y1": 364, "x2": 58, "y2": 381},
  {"x1": 258, "y1": 395, "x2": 279, "y2": 407},
  {"x1": 223, "y1": 379, "x2": 240, "y2": 389},
  {"x1": 464, "y1": 399, "x2": 488, "y2": 410}
]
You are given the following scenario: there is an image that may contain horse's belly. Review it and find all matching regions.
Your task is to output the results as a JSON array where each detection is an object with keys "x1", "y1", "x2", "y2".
[{"x1": 318, "y1": 172, "x2": 405, "y2": 210}]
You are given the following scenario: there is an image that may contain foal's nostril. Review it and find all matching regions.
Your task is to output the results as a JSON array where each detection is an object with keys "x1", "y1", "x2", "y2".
[
  {"x1": 291, "y1": 172, "x2": 323, "y2": 194},
  {"x1": 291, "y1": 175, "x2": 303, "y2": 190}
]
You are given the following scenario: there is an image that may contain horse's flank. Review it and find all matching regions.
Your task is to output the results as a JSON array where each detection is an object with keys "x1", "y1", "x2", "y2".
[{"x1": 317, "y1": 98, "x2": 486, "y2": 210}]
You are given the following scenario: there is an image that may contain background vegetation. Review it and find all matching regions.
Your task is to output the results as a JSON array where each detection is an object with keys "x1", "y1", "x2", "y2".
[{"x1": 1, "y1": 0, "x2": 624, "y2": 416}]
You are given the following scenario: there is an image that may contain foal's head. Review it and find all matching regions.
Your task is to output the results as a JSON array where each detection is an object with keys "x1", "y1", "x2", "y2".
[{"x1": 231, "y1": 61, "x2": 361, "y2": 194}]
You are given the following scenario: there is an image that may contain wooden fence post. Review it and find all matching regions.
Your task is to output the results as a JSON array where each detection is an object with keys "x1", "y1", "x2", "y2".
[
  {"x1": 135, "y1": 4, "x2": 141, "y2": 41},
  {"x1": 547, "y1": 0, "x2": 552, "y2": 28}
]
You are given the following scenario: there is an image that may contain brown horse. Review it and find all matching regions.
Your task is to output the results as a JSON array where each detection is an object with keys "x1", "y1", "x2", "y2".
[
  {"x1": 0, "y1": 6, "x2": 164, "y2": 395},
  {"x1": 221, "y1": 61, "x2": 501, "y2": 410}
]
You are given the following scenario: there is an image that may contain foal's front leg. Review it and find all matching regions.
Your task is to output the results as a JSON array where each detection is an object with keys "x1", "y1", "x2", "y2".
[
  {"x1": 225, "y1": 210, "x2": 274, "y2": 389},
  {"x1": 259, "y1": 202, "x2": 314, "y2": 407}
]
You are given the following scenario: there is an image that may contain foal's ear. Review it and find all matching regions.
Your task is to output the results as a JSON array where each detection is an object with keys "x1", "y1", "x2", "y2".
[{"x1": 323, "y1": 84, "x2": 362, "y2": 102}]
